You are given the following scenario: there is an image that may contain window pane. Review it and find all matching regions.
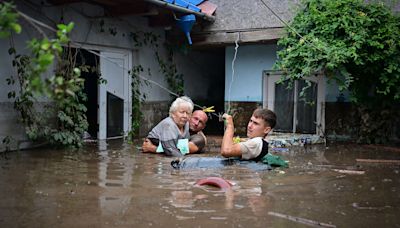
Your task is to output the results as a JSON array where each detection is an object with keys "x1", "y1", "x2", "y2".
[
  {"x1": 107, "y1": 92, "x2": 124, "y2": 137},
  {"x1": 296, "y1": 80, "x2": 317, "y2": 133},
  {"x1": 274, "y1": 81, "x2": 294, "y2": 132}
]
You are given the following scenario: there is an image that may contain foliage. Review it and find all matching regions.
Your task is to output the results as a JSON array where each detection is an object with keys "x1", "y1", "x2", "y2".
[
  {"x1": 275, "y1": 0, "x2": 400, "y2": 143},
  {"x1": 46, "y1": 47, "x2": 89, "y2": 147},
  {"x1": 356, "y1": 105, "x2": 396, "y2": 144},
  {"x1": 100, "y1": 21, "x2": 184, "y2": 138},
  {"x1": 2, "y1": 2, "x2": 87, "y2": 148},
  {"x1": 156, "y1": 50, "x2": 184, "y2": 98},
  {"x1": 126, "y1": 31, "x2": 184, "y2": 139},
  {"x1": 7, "y1": 29, "x2": 88, "y2": 147},
  {"x1": 128, "y1": 65, "x2": 149, "y2": 140},
  {"x1": 2, "y1": 136, "x2": 13, "y2": 152},
  {"x1": 0, "y1": 2, "x2": 21, "y2": 37}
]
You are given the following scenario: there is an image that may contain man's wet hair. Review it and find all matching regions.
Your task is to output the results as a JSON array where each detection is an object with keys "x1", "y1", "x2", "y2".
[{"x1": 252, "y1": 108, "x2": 277, "y2": 128}]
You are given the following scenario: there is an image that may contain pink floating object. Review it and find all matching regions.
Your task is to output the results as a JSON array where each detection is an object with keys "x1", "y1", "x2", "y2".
[{"x1": 195, "y1": 177, "x2": 232, "y2": 191}]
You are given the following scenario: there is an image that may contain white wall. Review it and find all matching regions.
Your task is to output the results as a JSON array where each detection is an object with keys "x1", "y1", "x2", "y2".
[
  {"x1": 0, "y1": 1, "x2": 175, "y2": 102},
  {"x1": 224, "y1": 43, "x2": 350, "y2": 103},
  {"x1": 225, "y1": 44, "x2": 279, "y2": 102}
]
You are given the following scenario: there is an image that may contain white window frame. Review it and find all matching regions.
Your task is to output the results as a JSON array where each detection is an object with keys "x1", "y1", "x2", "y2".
[{"x1": 262, "y1": 70, "x2": 325, "y2": 136}]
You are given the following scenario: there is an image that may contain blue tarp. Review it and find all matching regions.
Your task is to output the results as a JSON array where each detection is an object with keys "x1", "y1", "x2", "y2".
[{"x1": 161, "y1": 0, "x2": 205, "y2": 11}]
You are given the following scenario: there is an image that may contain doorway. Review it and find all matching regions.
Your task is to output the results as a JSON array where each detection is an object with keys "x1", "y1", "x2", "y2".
[
  {"x1": 98, "y1": 51, "x2": 132, "y2": 140},
  {"x1": 74, "y1": 48, "x2": 99, "y2": 139}
]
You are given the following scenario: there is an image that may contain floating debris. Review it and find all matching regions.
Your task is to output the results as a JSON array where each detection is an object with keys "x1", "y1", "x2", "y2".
[
  {"x1": 332, "y1": 169, "x2": 365, "y2": 175},
  {"x1": 356, "y1": 159, "x2": 400, "y2": 164},
  {"x1": 268, "y1": 211, "x2": 336, "y2": 227}
]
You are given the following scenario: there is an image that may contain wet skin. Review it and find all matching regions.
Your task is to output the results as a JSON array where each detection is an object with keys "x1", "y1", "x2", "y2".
[
  {"x1": 189, "y1": 110, "x2": 208, "y2": 133},
  {"x1": 246, "y1": 115, "x2": 271, "y2": 138}
]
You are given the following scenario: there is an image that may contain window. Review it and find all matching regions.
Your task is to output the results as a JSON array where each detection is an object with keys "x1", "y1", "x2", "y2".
[{"x1": 263, "y1": 71, "x2": 325, "y2": 135}]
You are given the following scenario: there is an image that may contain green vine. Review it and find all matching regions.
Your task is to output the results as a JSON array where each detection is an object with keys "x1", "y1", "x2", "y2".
[
  {"x1": 128, "y1": 65, "x2": 149, "y2": 141},
  {"x1": 2, "y1": 2, "x2": 88, "y2": 148},
  {"x1": 274, "y1": 0, "x2": 400, "y2": 143},
  {"x1": 126, "y1": 30, "x2": 184, "y2": 138},
  {"x1": 155, "y1": 50, "x2": 184, "y2": 98}
]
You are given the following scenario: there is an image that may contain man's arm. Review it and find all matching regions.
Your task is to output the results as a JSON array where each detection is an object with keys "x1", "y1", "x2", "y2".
[
  {"x1": 142, "y1": 138, "x2": 157, "y2": 153},
  {"x1": 142, "y1": 137, "x2": 201, "y2": 154},
  {"x1": 188, "y1": 133, "x2": 206, "y2": 154},
  {"x1": 220, "y1": 114, "x2": 242, "y2": 158},
  {"x1": 189, "y1": 142, "x2": 199, "y2": 154}
]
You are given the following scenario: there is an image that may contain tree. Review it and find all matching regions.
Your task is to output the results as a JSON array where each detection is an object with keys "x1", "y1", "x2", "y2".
[{"x1": 275, "y1": 0, "x2": 400, "y2": 143}]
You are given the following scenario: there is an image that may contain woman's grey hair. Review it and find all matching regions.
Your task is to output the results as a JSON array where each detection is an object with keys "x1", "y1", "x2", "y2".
[{"x1": 169, "y1": 96, "x2": 194, "y2": 116}]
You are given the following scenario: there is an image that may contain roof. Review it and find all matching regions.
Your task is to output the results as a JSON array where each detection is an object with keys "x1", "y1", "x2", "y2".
[{"x1": 48, "y1": 0, "x2": 217, "y2": 24}]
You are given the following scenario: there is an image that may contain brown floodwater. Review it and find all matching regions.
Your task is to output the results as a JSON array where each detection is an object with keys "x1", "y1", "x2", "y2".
[{"x1": 0, "y1": 140, "x2": 399, "y2": 227}]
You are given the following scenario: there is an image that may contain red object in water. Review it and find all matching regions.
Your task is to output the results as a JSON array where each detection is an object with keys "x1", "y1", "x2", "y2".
[{"x1": 195, "y1": 177, "x2": 232, "y2": 191}]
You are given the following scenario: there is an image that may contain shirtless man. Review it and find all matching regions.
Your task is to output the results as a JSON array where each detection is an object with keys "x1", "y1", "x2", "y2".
[{"x1": 142, "y1": 110, "x2": 209, "y2": 154}]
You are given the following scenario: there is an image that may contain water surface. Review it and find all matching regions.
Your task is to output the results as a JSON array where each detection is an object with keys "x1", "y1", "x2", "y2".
[{"x1": 0, "y1": 141, "x2": 399, "y2": 227}]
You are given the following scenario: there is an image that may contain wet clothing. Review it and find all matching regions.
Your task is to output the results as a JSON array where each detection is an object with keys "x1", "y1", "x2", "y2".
[
  {"x1": 147, "y1": 117, "x2": 190, "y2": 157},
  {"x1": 171, "y1": 138, "x2": 271, "y2": 171},
  {"x1": 171, "y1": 157, "x2": 272, "y2": 171},
  {"x1": 239, "y1": 137, "x2": 269, "y2": 161}
]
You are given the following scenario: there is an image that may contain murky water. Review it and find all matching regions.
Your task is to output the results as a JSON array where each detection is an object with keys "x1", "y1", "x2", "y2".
[{"x1": 0, "y1": 140, "x2": 399, "y2": 227}]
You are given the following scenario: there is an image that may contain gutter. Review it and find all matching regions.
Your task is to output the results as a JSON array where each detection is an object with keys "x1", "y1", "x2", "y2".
[{"x1": 143, "y1": 0, "x2": 216, "y2": 22}]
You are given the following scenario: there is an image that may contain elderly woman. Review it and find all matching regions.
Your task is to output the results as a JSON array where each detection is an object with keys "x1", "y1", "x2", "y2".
[{"x1": 145, "y1": 96, "x2": 194, "y2": 157}]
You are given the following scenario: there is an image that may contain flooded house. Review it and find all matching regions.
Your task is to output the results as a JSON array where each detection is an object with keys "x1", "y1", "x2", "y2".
[
  {"x1": 1, "y1": 0, "x2": 395, "y2": 152},
  {"x1": 0, "y1": 0, "x2": 223, "y2": 152},
  {"x1": 1, "y1": 2, "x2": 399, "y2": 227}
]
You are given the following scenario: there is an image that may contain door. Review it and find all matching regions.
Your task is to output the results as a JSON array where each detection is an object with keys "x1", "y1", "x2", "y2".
[
  {"x1": 99, "y1": 51, "x2": 132, "y2": 140},
  {"x1": 263, "y1": 71, "x2": 325, "y2": 135}
]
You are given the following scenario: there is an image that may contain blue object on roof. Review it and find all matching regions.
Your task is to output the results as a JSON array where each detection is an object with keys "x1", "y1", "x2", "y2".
[
  {"x1": 177, "y1": 14, "x2": 196, "y2": 45},
  {"x1": 174, "y1": 0, "x2": 189, "y2": 8},
  {"x1": 161, "y1": 0, "x2": 205, "y2": 7},
  {"x1": 187, "y1": 3, "x2": 201, "y2": 12},
  {"x1": 186, "y1": 0, "x2": 205, "y2": 5}
]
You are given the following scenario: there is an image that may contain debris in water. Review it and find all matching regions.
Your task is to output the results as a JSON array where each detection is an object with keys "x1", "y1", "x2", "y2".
[
  {"x1": 332, "y1": 169, "x2": 365, "y2": 175},
  {"x1": 268, "y1": 211, "x2": 336, "y2": 227},
  {"x1": 356, "y1": 159, "x2": 400, "y2": 164}
]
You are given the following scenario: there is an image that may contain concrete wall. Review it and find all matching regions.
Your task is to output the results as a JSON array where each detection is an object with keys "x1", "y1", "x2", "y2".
[{"x1": 225, "y1": 44, "x2": 278, "y2": 102}]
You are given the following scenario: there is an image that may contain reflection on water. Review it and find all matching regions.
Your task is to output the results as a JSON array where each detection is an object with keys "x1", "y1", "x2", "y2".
[
  {"x1": 0, "y1": 141, "x2": 399, "y2": 227},
  {"x1": 98, "y1": 147, "x2": 135, "y2": 216}
]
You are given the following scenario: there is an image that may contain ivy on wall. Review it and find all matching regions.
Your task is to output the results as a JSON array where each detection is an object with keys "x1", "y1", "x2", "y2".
[
  {"x1": 98, "y1": 19, "x2": 186, "y2": 140},
  {"x1": 1, "y1": 1, "x2": 187, "y2": 150},
  {"x1": 1, "y1": 2, "x2": 88, "y2": 148}
]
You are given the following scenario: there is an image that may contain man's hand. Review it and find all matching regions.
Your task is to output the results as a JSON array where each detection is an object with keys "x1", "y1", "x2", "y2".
[
  {"x1": 222, "y1": 113, "x2": 234, "y2": 126},
  {"x1": 142, "y1": 138, "x2": 157, "y2": 153}
]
